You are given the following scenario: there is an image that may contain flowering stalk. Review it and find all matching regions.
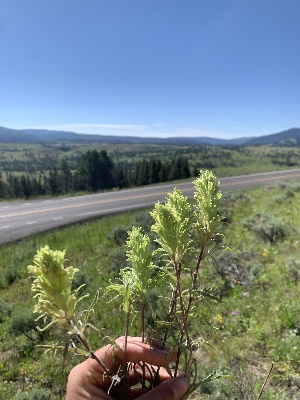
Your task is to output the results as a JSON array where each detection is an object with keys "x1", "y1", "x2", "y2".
[
  {"x1": 27, "y1": 246, "x2": 85, "y2": 331},
  {"x1": 151, "y1": 171, "x2": 224, "y2": 379},
  {"x1": 151, "y1": 189, "x2": 192, "y2": 357},
  {"x1": 27, "y1": 245, "x2": 110, "y2": 375}
]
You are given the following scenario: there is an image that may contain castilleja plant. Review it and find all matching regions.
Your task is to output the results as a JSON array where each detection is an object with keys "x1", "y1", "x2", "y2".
[
  {"x1": 28, "y1": 171, "x2": 225, "y2": 398},
  {"x1": 27, "y1": 245, "x2": 111, "y2": 374},
  {"x1": 27, "y1": 246, "x2": 86, "y2": 332}
]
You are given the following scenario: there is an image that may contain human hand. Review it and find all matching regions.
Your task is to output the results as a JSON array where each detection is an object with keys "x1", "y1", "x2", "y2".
[{"x1": 66, "y1": 336, "x2": 190, "y2": 400}]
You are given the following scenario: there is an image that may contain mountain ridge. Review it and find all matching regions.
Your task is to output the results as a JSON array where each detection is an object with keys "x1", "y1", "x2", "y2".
[{"x1": 0, "y1": 126, "x2": 299, "y2": 147}]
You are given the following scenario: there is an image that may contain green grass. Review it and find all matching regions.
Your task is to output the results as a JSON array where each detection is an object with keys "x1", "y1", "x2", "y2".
[{"x1": 1, "y1": 180, "x2": 300, "y2": 398}]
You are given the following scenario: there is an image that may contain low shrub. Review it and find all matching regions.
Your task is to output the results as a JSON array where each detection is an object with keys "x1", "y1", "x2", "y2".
[
  {"x1": 222, "y1": 192, "x2": 251, "y2": 223},
  {"x1": 211, "y1": 249, "x2": 262, "y2": 297},
  {"x1": 244, "y1": 212, "x2": 286, "y2": 244},
  {"x1": 0, "y1": 299, "x2": 13, "y2": 323},
  {"x1": 5, "y1": 264, "x2": 22, "y2": 285},
  {"x1": 108, "y1": 247, "x2": 128, "y2": 273},
  {"x1": 107, "y1": 226, "x2": 129, "y2": 246},
  {"x1": 14, "y1": 388, "x2": 52, "y2": 400},
  {"x1": 10, "y1": 308, "x2": 37, "y2": 339},
  {"x1": 133, "y1": 211, "x2": 153, "y2": 232},
  {"x1": 71, "y1": 268, "x2": 91, "y2": 294},
  {"x1": 285, "y1": 256, "x2": 300, "y2": 285}
]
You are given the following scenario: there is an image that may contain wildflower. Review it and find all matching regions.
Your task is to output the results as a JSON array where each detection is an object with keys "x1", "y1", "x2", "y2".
[
  {"x1": 27, "y1": 245, "x2": 87, "y2": 332},
  {"x1": 151, "y1": 189, "x2": 192, "y2": 264},
  {"x1": 193, "y1": 170, "x2": 224, "y2": 259},
  {"x1": 231, "y1": 310, "x2": 237, "y2": 315},
  {"x1": 243, "y1": 291, "x2": 249, "y2": 297},
  {"x1": 215, "y1": 314, "x2": 223, "y2": 325}
]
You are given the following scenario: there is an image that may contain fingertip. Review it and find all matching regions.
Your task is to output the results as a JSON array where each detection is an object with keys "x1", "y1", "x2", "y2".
[
  {"x1": 139, "y1": 375, "x2": 190, "y2": 400},
  {"x1": 171, "y1": 375, "x2": 190, "y2": 399}
]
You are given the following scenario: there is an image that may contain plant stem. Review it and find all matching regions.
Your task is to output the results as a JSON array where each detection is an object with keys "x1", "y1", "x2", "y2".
[
  {"x1": 174, "y1": 262, "x2": 191, "y2": 377},
  {"x1": 124, "y1": 312, "x2": 130, "y2": 357},
  {"x1": 141, "y1": 299, "x2": 146, "y2": 393},
  {"x1": 257, "y1": 362, "x2": 274, "y2": 400},
  {"x1": 76, "y1": 333, "x2": 111, "y2": 375},
  {"x1": 175, "y1": 247, "x2": 205, "y2": 375},
  {"x1": 141, "y1": 300, "x2": 145, "y2": 343},
  {"x1": 186, "y1": 247, "x2": 205, "y2": 316},
  {"x1": 162, "y1": 285, "x2": 178, "y2": 349},
  {"x1": 154, "y1": 285, "x2": 178, "y2": 386}
]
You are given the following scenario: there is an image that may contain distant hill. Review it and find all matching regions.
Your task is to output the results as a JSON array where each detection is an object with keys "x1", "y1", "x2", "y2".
[
  {"x1": 0, "y1": 126, "x2": 253, "y2": 145},
  {"x1": 162, "y1": 136, "x2": 253, "y2": 146},
  {"x1": 0, "y1": 127, "x2": 81, "y2": 142},
  {"x1": 242, "y1": 128, "x2": 300, "y2": 147},
  {"x1": 0, "y1": 125, "x2": 299, "y2": 147},
  {"x1": 0, "y1": 126, "x2": 39, "y2": 142}
]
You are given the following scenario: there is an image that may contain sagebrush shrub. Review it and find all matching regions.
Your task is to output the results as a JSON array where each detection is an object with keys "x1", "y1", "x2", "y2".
[
  {"x1": 5, "y1": 264, "x2": 22, "y2": 285},
  {"x1": 244, "y1": 212, "x2": 286, "y2": 244},
  {"x1": 285, "y1": 256, "x2": 300, "y2": 285},
  {"x1": 14, "y1": 388, "x2": 52, "y2": 400},
  {"x1": 10, "y1": 307, "x2": 37, "y2": 337},
  {"x1": 108, "y1": 226, "x2": 129, "y2": 245},
  {"x1": 0, "y1": 299, "x2": 12, "y2": 323},
  {"x1": 212, "y1": 249, "x2": 262, "y2": 297}
]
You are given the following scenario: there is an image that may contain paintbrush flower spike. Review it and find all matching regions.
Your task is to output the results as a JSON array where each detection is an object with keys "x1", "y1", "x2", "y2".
[{"x1": 28, "y1": 245, "x2": 86, "y2": 331}]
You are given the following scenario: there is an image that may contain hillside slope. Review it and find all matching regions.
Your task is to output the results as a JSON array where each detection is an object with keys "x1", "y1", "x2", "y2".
[{"x1": 244, "y1": 128, "x2": 300, "y2": 146}]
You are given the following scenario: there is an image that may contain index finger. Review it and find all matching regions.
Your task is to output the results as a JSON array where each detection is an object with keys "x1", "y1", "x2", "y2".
[
  {"x1": 115, "y1": 336, "x2": 176, "y2": 367},
  {"x1": 91, "y1": 336, "x2": 175, "y2": 374}
]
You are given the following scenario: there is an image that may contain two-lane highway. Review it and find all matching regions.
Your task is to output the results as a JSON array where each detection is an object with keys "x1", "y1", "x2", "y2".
[{"x1": 1, "y1": 169, "x2": 300, "y2": 245}]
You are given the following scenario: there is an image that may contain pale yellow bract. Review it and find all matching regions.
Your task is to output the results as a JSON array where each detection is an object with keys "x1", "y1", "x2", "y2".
[{"x1": 27, "y1": 245, "x2": 86, "y2": 332}]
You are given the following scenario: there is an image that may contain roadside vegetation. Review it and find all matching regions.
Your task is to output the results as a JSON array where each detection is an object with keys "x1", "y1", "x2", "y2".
[
  {"x1": 1, "y1": 178, "x2": 300, "y2": 399},
  {"x1": 1, "y1": 142, "x2": 300, "y2": 199}
]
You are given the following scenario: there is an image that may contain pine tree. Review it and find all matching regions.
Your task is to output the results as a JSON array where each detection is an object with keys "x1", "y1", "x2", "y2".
[
  {"x1": 48, "y1": 167, "x2": 60, "y2": 196},
  {"x1": 20, "y1": 175, "x2": 32, "y2": 198},
  {"x1": 0, "y1": 178, "x2": 10, "y2": 199},
  {"x1": 148, "y1": 159, "x2": 160, "y2": 184},
  {"x1": 59, "y1": 158, "x2": 72, "y2": 194}
]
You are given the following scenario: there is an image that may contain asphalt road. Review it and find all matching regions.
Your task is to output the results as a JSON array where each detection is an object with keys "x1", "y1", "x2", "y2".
[{"x1": 1, "y1": 168, "x2": 300, "y2": 245}]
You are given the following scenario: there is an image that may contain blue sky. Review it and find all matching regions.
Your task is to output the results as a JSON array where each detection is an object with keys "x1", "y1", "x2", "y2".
[{"x1": 1, "y1": 0, "x2": 299, "y2": 139}]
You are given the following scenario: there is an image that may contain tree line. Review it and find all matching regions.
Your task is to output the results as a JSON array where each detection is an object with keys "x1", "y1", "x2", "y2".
[{"x1": 0, "y1": 150, "x2": 193, "y2": 199}]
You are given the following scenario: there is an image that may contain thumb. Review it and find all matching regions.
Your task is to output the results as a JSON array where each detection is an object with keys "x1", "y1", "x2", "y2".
[{"x1": 139, "y1": 376, "x2": 190, "y2": 400}]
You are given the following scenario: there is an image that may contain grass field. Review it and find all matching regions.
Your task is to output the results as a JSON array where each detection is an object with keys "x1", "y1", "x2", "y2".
[{"x1": 1, "y1": 178, "x2": 300, "y2": 399}]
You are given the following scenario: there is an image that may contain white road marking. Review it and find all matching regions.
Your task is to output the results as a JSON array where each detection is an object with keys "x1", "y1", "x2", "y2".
[
  {"x1": 76, "y1": 202, "x2": 155, "y2": 217},
  {"x1": 26, "y1": 221, "x2": 37, "y2": 225},
  {"x1": 77, "y1": 211, "x2": 100, "y2": 217},
  {"x1": 53, "y1": 217, "x2": 63, "y2": 221},
  {"x1": 0, "y1": 225, "x2": 11, "y2": 229}
]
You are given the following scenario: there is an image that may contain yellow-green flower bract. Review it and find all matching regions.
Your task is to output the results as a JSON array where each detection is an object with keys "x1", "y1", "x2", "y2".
[
  {"x1": 193, "y1": 171, "x2": 223, "y2": 258},
  {"x1": 150, "y1": 188, "x2": 192, "y2": 264},
  {"x1": 28, "y1": 245, "x2": 87, "y2": 331},
  {"x1": 126, "y1": 227, "x2": 156, "y2": 294},
  {"x1": 107, "y1": 227, "x2": 157, "y2": 312}
]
